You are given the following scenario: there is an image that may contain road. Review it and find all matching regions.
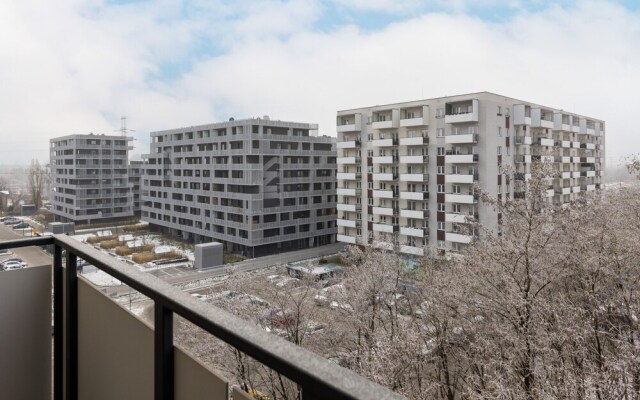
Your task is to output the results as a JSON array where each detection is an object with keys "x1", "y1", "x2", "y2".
[{"x1": 0, "y1": 220, "x2": 51, "y2": 268}]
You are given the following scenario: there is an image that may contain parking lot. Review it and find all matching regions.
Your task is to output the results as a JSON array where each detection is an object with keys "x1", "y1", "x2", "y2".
[{"x1": 0, "y1": 218, "x2": 51, "y2": 269}]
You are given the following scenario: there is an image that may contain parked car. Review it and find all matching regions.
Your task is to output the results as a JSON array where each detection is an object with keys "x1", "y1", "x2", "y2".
[
  {"x1": 3, "y1": 219, "x2": 21, "y2": 225},
  {"x1": 1, "y1": 258, "x2": 23, "y2": 266},
  {"x1": 2, "y1": 261, "x2": 25, "y2": 270},
  {"x1": 12, "y1": 222, "x2": 30, "y2": 230}
]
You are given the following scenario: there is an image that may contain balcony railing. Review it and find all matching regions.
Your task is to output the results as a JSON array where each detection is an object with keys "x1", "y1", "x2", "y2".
[{"x1": 0, "y1": 235, "x2": 404, "y2": 400}]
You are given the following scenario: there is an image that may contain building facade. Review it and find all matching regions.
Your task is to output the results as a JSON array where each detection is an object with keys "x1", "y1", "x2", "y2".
[
  {"x1": 140, "y1": 118, "x2": 337, "y2": 257},
  {"x1": 128, "y1": 160, "x2": 143, "y2": 217},
  {"x1": 336, "y1": 92, "x2": 605, "y2": 255},
  {"x1": 50, "y1": 134, "x2": 134, "y2": 224}
]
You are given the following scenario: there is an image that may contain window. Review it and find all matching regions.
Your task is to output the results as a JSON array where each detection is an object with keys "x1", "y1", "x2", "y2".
[
  {"x1": 437, "y1": 128, "x2": 445, "y2": 137},
  {"x1": 453, "y1": 204, "x2": 461, "y2": 213},
  {"x1": 453, "y1": 185, "x2": 461, "y2": 194},
  {"x1": 437, "y1": 184, "x2": 445, "y2": 193},
  {"x1": 438, "y1": 203, "x2": 445, "y2": 212},
  {"x1": 438, "y1": 240, "x2": 445, "y2": 248},
  {"x1": 497, "y1": 146, "x2": 502, "y2": 155},
  {"x1": 497, "y1": 106, "x2": 502, "y2": 116},
  {"x1": 437, "y1": 221, "x2": 445, "y2": 230},
  {"x1": 436, "y1": 108, "x2": 445, "y2": 118},
  {"x1": 406, "y1": 111, "x2": 415, "y2": 119},
  {"x1": 367, "y1": 150, "x2": 373, "y2": 157},
  {"x1": 437, "y1": 147, "x2": 445, "y2": 156},
  {"x1": 506, "y1": 146, "x2": 510, "y2": 156},
  {"x1": 498, "y1": 185, "x2": 502, "y2": 194},
  {"x1": 437, "y1": 165, "x2": 445, "y2": 174},
  {"x1": 498, "y1": 127, "x2": 502, "y2": 137},
  {"x1": 367, "y1": 134, "x2": 373, "y2": 141}
]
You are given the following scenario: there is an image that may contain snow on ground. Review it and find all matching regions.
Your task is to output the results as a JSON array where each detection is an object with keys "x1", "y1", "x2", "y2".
[{"x1": 82, "y1": 270, "x2": 122, "y2": 287}]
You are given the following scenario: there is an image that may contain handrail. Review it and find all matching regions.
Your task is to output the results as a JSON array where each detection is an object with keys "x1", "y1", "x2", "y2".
[{"x1": 0, "y1": 235, "x2": 405, "y2": 400}]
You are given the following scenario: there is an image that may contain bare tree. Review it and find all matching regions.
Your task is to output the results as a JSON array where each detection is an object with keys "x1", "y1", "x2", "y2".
[{"x1": 27, "y1": 159, "x2": 47, "y2": 208}]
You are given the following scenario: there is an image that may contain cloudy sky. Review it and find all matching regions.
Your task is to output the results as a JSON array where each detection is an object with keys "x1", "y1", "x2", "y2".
[{"x1": 0, "y1": 0, "x2": 638, "y2": 165}]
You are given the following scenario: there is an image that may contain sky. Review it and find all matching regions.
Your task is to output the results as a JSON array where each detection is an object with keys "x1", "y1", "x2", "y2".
[{"x1": 0, "y1": 0, "x2": 638, "y2": 166}]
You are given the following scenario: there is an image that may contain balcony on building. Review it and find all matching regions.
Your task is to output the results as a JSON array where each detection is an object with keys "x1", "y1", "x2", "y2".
[
  {"x1": 400, "y1": 226, "x2": 426, "y2": 238},
  {"x1": 444, "y1": 99, "x2": 479, "y2": 124},
  {"x1": 585, "y1": 184, "x2": 596, "y2": 191},
  {"x1": 336, "y1": 139, "x2": 361, "y2": 149},
  {"x1": 400, "y1": 245, "x2": 424, "y2": 256},
  {"x1": 399, "y1": 154, "x2": 429, "y2": 164},
  {"x1": 572, "y1": 185, "x2": 581, "y2": 193},
  {"x1": 546, "y1": 188, "x2": 556, "y2": 197},
  {"x1": 399, "y1": 105, "x2": 429, "y2": 127},
  {"x1": 400, "y1": 173, "x2": 428, "y2": 182},
  {"x1": 580, "y1": 142, "x2": 596, "y2": 150},
  {"x1": 373, "y1": 223, "x2": 395, "y2": 233},
  {"x1": 400, "y1": 191, "x2": 429, "y2": 201},
  {"x1": 515, "y1": 135, "x2": 533, "y2": 145},
  {"x1": 372, "y1": 155, "x2": 394, "y2": 164},
  {"x1": 372, "y1": 172, "x2": 396, "y2": 181},
  {"x1": 371, "y1": 109, "x2": 399, "y2": 130},
  {"x1": 445, "y1": 129, "x2": 478, "y2": 145},
  {"x1": 372, "y1": 206, "x2": 395, "y2": 216},
  {"x1": 371, "y1": 137, "x2": 397, "y2": 147},
  {"x1": 399, "y1": 135, "x2": 429, "y2": 146},
  {"x1": 445, "y1": 171, "x2": 478, "y2": 184},
  {"x1": 531, "y1": 108, "x2": 555, "y2": 129},
  {"x1": 337, "y1": 203, "x2": 361, "y2": 212},
  {"x1": 373, "y1": 189, "x2": 394, "y2": 199},
  {"x1": 337, "y1": 187, "x2": 360, "y2": 196},
  {"x1": 553, "y1": 112, "x2": 572, "y2": 132},
  {"x1": 445, "y1": 232, "x2": 474, "y2": 244},
  {"x1": 337, "y1": 218, "x2": 359, "y2": 228},
  {"x1": 555, "y1": 156, "x2": 572, "y2": 164},
  {"x1": 516, "y1": 154, "x2": 532, "y2": 164},
  {"x1": 513, "y1": 104, "x2": 532, "y2": 125},
  {"x1": 556, "y1": 187, "x2": 572, "y2": 195},
  {"x1": 445, "y1": 152, "x2": 479, "y2": 164},
  {"x1": 536, "y1": 137, "x2": 555, "y2": 147},
  {"x1": 561, "y1": 171, "x2": 572, "y2": 179},
  {"x1": 400, "y1": 208, "x2": 427, "y2": 219},
  {"x1": 337, "y1": 234, "x2": 357, "y2": 244},
  {"x1": 336, "y1": 113, "x2": 362, "y2": 133},
  {"x1": 0, "y1": 236, "x2": 402, "y2": 400},
  {"x1": 445, "y1": 213, "x2": 471, "y2": 224},
  {"x1": 336, "y1": 172, "x2": 361, "y2": 181},
  {"x1": 445, "y1": 193, "x2": 477, "y2": 204},
  {"x1": 337, "y1": 156, "x2": 361, "y2": 165}
]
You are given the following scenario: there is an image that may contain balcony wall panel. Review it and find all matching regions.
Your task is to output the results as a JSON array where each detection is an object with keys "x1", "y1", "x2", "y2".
[
  {"x1": 78, "y1": 278, "x2": 228, "y2": 400},
  {"x1": 0, "y1": 265, "x2": 51, "y2": 400}
]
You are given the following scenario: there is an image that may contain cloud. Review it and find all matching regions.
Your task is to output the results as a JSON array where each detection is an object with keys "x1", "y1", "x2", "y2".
[{"x1": 0, "y1": 0, "x2": 637, "y2": 166}]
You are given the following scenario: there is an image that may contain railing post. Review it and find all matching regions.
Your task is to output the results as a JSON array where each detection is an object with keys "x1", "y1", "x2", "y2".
[
  {"x1": 66, "y1": 252, "x2": 78, "y2": 400},
  {"x1": 155, "y1": 302, "x2": 174, "y2": 400},
  {"x1": 53, "y1": 244, "x2": 63, "y2": 400}
]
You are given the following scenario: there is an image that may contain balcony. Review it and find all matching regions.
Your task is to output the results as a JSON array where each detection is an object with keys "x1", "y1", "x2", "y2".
[
  {"x1": 400, "y1": 173, "x2": 428, "y2": 182},
  {"x1": 336, "y1": 234, "x2": 357, "y2": 244},
  {"x1": 337, "y1": 156, "x2": 360, "y2": 165},
  {"x1": 572, "y1": 171, "x2": 581, "y2": 178},
  {"x1": 372, "y1": 120, "x2": 397, "y2": 130},
  {"x1": 445, "y1": 193, "x2": 477, "y2": 204},
  {"x1": 399, "y1": 155, "x2": 429, "y2": 164},
  {"x1": 572, "y1": 141, "x2": 581, "y2": 149},
  {"x1": 372, "y1": 206, "x2": 395, "y2": 216},
  {"x1": 555, "y1": 156, "x2": 571, "y2": 164},
  {"x1": 445, "y1": 99, "x2": 479, "y2": 124},
  {"x1": 536, "y1": 138, "x2": 554, "y2": 147},
  {"x1": 581, "y1": 143, "x2": 596, "y2": 150},
  {"x1": 400, "y1": 226, "x2": 426, "y2": 238},
  {"x1": 371, "y1": 138, "x2": 396, "y2": 147},
  {"x1": 337, "y1": 172, "x2": 361, "y2": 181},
  {"x1": 546, "y1": 189, "x2": 555, "y2": 197},
  {"x1": 515, "y1": 136, "x2": 533, "y2": 145},
  {"x1": 373, "y1": 223, "x2": 395, "y2": 233},
  {"x1": 0, "y1": 236, "x2": 400, "y2": 400},
  {"x1": 445, "y1": 154, "x2": 479, "y2": 164},
  {"x1": 399, "y1": 116, "x2": 428, "y2": 128},
  {"x1": 573, "y1": 185, "x2": 581, "y2": 193},
  {"x1": 400, "y1": 245, "x2": 424, "y2": 256},
  {"x1": 336, "y1": 140, "x2": 360, "y2": 149},
  {"x1": 373, "y1": 190, "x2": 394, "y2": 198},
  {"x1": 337, "y1": 188, "x2": 359, "y2": 196},
  {"x1": 372, "y1": 156, "x2": 394, "y2": 164},
  {"x1": 445, "y1": 173, "x2": 477, "y2": 184},
  {"x1": 337, "y1": 219, "x2": 358, "y2": 228},
  {"x1": 557, "y1": 187, "x2": 572, "y2": 195},
  {"x1": 445, "y1": 133, "x2": 478, "y2": 144},
  {"x1": 400, "y1": 191, "x2": 428, "y2": 201},
  {"x1": 336, "y1": 115, "x2": 362, "y2": 133},
  {"x1": 516, "y1": 155, "x2": 532, "y2": 163},
  {"x1": 561, "y1": 171, "x2": 571, "y2": 179},
  {"x1": 586, "y1": 184, "x2": 596, "y2": 191},
  {"x1": 400, "y1": 209, "x2": 427, "y2": 219},
  {"x1": 372, "y1": 173, "x2": 395, "y2": 181},
  {"x1": 445, "y1": 232, "x2": 474, "y2": 244},
  {"x1": 337, "y1": 203, "x2": 360, "y2": 212},
  {"x1": 445, "y1": 213, "x2": 470, "y2": 223},
  {"x1": 399, "y1": 136, "x2": 429, "y2": 146}
]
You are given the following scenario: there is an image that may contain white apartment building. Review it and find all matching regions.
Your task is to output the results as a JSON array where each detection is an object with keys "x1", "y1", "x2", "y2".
[
  {"x1": 50, "y1": 134, "x2": 135, "y2": 224},
  {"x1": 140, "y1": 117, "x2": 337, "y2": 257},
  {"x1": 336, "y1": 92, "x2": 605, "y2": 256}
]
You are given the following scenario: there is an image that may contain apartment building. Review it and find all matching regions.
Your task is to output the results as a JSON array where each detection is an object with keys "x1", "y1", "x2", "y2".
[
  {"x1": 140, "y1": 117, "x2": 337, "y2": 257},
  {"x1": 128, "y1": 160, "x2": 143, "y2": 217},
  {"x1": 336, "y1": 92, "x2": 605, "y2": 255},
  {"x1": 50, "y1": 134, "x2": 134, "y2": 224}
]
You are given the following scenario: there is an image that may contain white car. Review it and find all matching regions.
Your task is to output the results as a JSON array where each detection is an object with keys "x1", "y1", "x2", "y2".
[{"x1": 2, "y1": 261, "x2": 26, "y2": 271}]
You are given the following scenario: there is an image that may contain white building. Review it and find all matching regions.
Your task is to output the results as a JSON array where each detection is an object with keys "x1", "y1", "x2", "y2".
[
  {"x1": 50, "y1": 134, "x2": 135, "y2": 224},
  {"x1": 336, "y1": 92, "x2": 605, "y2": 255}
]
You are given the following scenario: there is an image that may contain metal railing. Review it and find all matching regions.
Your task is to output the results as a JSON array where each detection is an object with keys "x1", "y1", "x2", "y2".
[{"x1": 0, "y1": 236, "x2": 404, "y2": 400}]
